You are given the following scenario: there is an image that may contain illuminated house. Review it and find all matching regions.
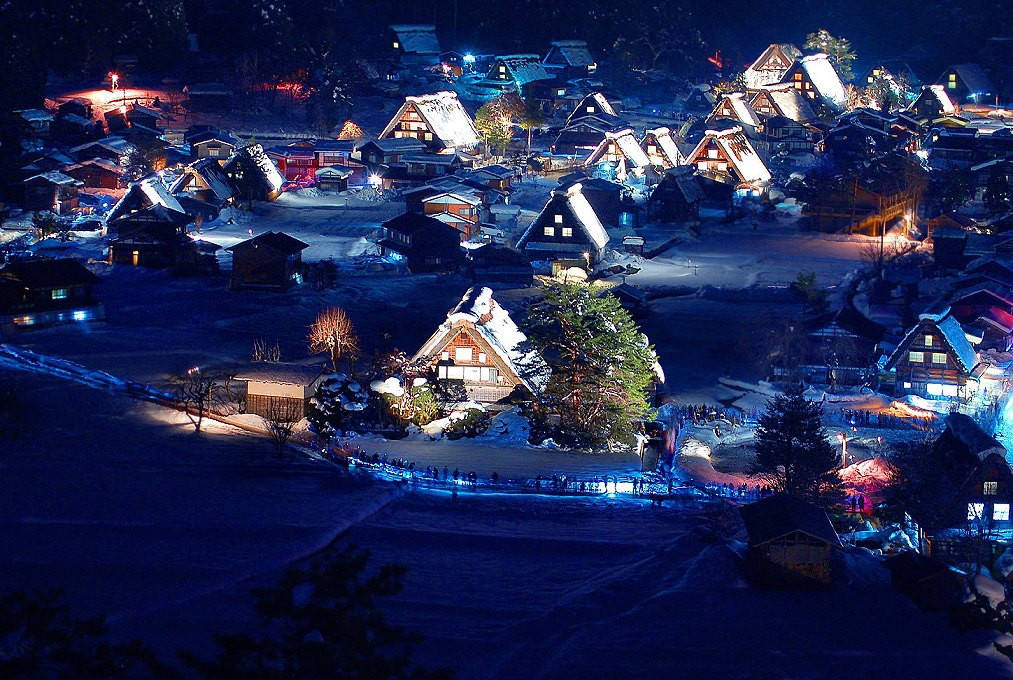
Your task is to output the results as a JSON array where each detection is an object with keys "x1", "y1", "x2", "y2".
[
  {"x1": 62, "y1": 159, "x2": 126, "y2": 190},
  {"x1": 379, "y1": 92, "x2": 480, "y2": 152},
  {"x1": 780, "y1": 53, "x2": 847, "y2": 110},
  {"x1": 707, "y1": 93, "x2": 761, "y2": 129},
  {"x1": 684, "y1": 127, "x2": 771, "y2": 191},
  {"x1": 169, "y1": 158, "x2": 236, "y2": 208},
  {"x1": 223, "y1": 144, "x2": 285, "y2": 202},
  {"x1": 542, "y1": 40, "x2": 596, "y2": 80},
  {"x1": 743, "y1": 43, "x2": 802, "y2": 89},
  {"x1": 937, "y1": 64, "x2": 996, "y2": 104},
  {"x1": 413, "y1": 286, "x2": 549, "y2": 403},
  {"x1": 186, "y1": 130, "x2": 237, "y2": 165},
  {"x1": 641, "y1": 127, "x2": 685, "y2": 168},
  {"x1": 750, "y1": 84, "x2": 814, "y2": 123},
  {"x1": 515, "y1": 183, "x2": 609, "y2": 264},
  {"x1": 107, "y1": 176, "x2": 187, "y2": 227},
  {"x1": 885, "y1": 310, "x2": 982, "y2": 400},
  {"x1": 552, "y1": 93, "x2": 625, "y2": 156},
  {"x1": 582, "y1": 128, "x2": 652, "y2": 182},
  {"x1": 481, "y1": 54, "x2": 552, "y2": 94},
  {"x1": 389, "y1": 24, "x2": 441, "y2": 67},
  {"x1": 0, "y1": 258, "x2": 103, "y2": 332},
  {"x1": 421, "y1": 192, "x2": 483, "y2": 240}
]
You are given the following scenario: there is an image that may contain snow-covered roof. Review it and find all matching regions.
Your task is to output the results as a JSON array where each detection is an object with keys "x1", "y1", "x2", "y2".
[
  {"x1": 239, "y1": 143, "x2": 285, "y2": 192},
  {"x1": 911, "y1": 85, "x2": 956, "y2": 115},
  {"x1": 743, "y1": 44, "x2": 801, "y2": 89},
  {"x1": 643, "y1": 127, "x2": 684, "y2": 166},
  {"x1": 585, "y1": 128, "x2": 651, "y2": 169},
  {"x1": 688, "y1": 127, "x2": 770, "y2": 185},
  {"x1": 756, "y1": 84, "x2": 814, "y2": 122},
  {"x1": 25, "y1": 171, "x2": 82, "y2": 186},
  {"x1": 64, "y1": 159, "x2": 125, "y2": 175},
  {"x1": 439, "y1": 286, "x2": 550, "y2": 394},
  {"x1": 918, "y1": 310, "x2": 979, "y2": 373},
  {"x1": 381, "y1": 92, "x2": 480, "y2": 149},
  {"x1": 314, "y1": 165, "x2": 353, "y2": 178},
  {"x1": 544, "y1": 40, "x2": 594, "y2": 68},
  {"x1": 18, "y1": 109, "x2": 54, "y2": 123},
  {"x1": 139, "y1": 176, "x2": 185, "y2": 215},
  {"x1": 799, "y1": 53, "x2": 847, "y2": 108},
  {"x1": 390, "y1": 24, "x2": 440, "y2": 55},
  {"x1": 423, "y1": 191, "x2": 482, "y2": 206},
  {"x1": 715, "y1": 93, "x2": 760, "y2": 127},
  {"x1": 233, "y1": 362, "x2": 324, "y2": 386},
  {"x1": 169, "y1": 159, "x2": 234, "y2": 202},
  {"x1": 949, "y1": 64, "x2": 995, "y2": 96},
  {"x1": 564, "y1": 183, "x2": 609, "y2": 249},
  {"x1": 494, "y1": 54, "x2": 552, "y2": 86}
]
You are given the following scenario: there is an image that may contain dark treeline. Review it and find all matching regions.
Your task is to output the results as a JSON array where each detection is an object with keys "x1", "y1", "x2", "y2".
[{"x1": 0, "y1": 0, "x2": 1008, "y2": 110}]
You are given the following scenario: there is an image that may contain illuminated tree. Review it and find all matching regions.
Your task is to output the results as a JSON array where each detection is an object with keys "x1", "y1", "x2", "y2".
[
  {"x1": 522, "y1": 283, "x2": 657, "y2": 448},
  {"x1": 804, "y1": 29, "x2": 857, "y2": 82},
  {"x1": 337, "y1": 120, "x2": 365, "y2": 140},
  {"x1": 517, "y1": 97, "x2": 545, "y2": 158},
  {"x1": 308, "y1": 307, "x2": 359, "y2": 372},
  {"x1": 475, "y1": 93, "x2": 524, "y2": 157}
]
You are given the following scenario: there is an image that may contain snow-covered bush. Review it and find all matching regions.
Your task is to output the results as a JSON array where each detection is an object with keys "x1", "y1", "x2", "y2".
[
  {"x1": 307, "y1": 375, "x2": 371, "y2": 436},
  {"x1": 443, "y1": 408, "x2": 490, "y2": 440}
]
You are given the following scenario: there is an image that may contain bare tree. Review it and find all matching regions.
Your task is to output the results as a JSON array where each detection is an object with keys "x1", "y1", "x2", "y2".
[
  {"x1": 261, "y1": 399, "x2": 302, "y2": 459},
  {"x1": 251, "y1": 337, "x2": 282, "y2": 362},
  {"x1": 172, "y1": 366, "x2": 223, "y2": 433},
  {"x1": 308, "y1": 307, "x2": 359, "y2": 373}
]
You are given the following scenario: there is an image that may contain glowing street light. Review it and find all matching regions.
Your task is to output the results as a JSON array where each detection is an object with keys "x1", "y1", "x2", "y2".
[
  {"x1": 837, "y1": 432, "x2": 848, "y2": 468},
  {"x1": 109, "y1": 72, "x2": 119, "y2": 92}
]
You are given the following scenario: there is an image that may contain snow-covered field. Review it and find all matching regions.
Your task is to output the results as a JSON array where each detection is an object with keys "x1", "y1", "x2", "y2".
[{"x1": 3, "y1": 370, "x2": 1009, "y2": 678}]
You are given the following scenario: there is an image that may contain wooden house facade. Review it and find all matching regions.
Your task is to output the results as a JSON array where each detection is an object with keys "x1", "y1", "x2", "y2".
[
  {"x1": 227, "y1": 231, "x2": 308, "y2": 290},
  {"x1": 377, "y1": 212, "x2": 464, "y2": 273},
  {"x1": 413, "y1": 286, "x2": 549, "y2": 403},
  {"x1": 743, "y1": 43, "x2": 801, "y2": 89},
  {"x1": 234, "y1": 362, "x2": 325, "y2": 419},
  {"x1": 685, "y1": 127, "x2": 770, "y2": 191},
  {"x1": 0, "y1": 258, "x2": 104, "y2": 331},
  {"x1": 648, "y1": 167, "x2": 705, "y2": 223},
  {"x1": 884, "y1": 311, "x2": 981, "y2": 400},
  {"x1": 739, "y1": 495, "x2": 842, "y2": 586},
  {"x1": 23, "y1": 172, "x2": 82, "y2": 214},
  {"x1": 641, "y1": 127, "x2": 685, "y2": 168},
  {"x1": 515, "y1": 183, "x2": 610, "y2": 264},
  {"x1": 379, "y1": 92, "x2": 480, "y2": 152}
]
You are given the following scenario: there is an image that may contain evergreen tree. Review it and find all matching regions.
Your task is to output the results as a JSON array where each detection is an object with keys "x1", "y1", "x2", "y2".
[
  {"x1": 522, "y1": 283, "x2": 657, "y2": 448},
  {"x1": 804, "y1": 29, "x2": 857, "y2": 82},
  {"x1": 751, "y1": 386, "x2": 843, "y2": 507},
  {"x1": 983, "y1": 172, "x2": 1012, "y2": 217}
]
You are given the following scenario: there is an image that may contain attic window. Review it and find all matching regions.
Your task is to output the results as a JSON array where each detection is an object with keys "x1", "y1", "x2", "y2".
[
  {"x1": 908, "y1": 351, "x2": 924, "y2": 363},
  {"x1": 588, "y1": 63, "x2": 597, "y2": 72},
  {"x1": 924, "y1": 334, "x2": 933, "y2": 346},
  {"x1": 948, "y1": 74, "x2": 956, "y2": 89},
  {"x1": 455, "y1": 347, "x2": 473, "y2": 362},
  {"x1": 586, "y1": 106, "x2": 594, "y2": 113},
  {"x1": 554, "y1": 214, "x2": 563, "y2": 224},
  {"x1": 557, "y1": 89, "x2": 565, "y2": 96},
  {"x1": 478, "y1": 352, "x2": 487, "y2": 363},
  {"x1": 393, "y1": 41, "x2": 400, "y2": 49},
  {"x1": 984, "y1": 481, "x2": 998, "y2": 496},
  {"x1": 543, "y1": 226, "x2": 555, "y2": 236}
]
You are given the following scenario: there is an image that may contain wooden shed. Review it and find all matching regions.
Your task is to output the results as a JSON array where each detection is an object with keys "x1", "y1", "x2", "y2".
[
  {"x1": 739, "y1": 495, "x2": 843, "y2": 586},
  {"x1": 234, "y1": 362, "x2": 326, "y2": 419}
]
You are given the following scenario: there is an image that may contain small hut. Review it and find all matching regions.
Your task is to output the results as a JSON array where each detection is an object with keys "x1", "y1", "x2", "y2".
[{"x1": 739, "y1": 495, "x2": 842, "y2": 586}]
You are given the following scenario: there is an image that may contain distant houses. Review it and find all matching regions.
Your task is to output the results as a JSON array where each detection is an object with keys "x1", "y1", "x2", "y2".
[{"x1": 377, "y1": 212, "x2": 464, "y2": 273}]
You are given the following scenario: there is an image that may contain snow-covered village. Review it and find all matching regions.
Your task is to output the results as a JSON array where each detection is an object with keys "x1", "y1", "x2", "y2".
[{"x1": 0, "y1": 0, "x2": 1012, "y2": 677}]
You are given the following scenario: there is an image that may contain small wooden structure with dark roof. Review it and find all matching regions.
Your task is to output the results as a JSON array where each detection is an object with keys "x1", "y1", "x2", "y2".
[
  {"x1": 227, "y1": 231, "x2": 309, "y2": 291},
  {"x1": 233, "y1": 362, "x2": 326, "y2": 419},
  {"x1": 739, "y1": 494, "x2": 842, "y2": 586},
  {"x1": 0, "y1": 258, "x2": 103, "y2": 332}
]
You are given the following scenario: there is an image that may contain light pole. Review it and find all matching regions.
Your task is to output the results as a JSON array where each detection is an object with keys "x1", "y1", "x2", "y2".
[{"x1": 837, "y1": 432, "x2": 848, "y2": 469}]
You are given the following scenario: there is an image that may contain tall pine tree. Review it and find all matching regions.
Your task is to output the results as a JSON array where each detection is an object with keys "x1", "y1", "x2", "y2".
[
  {"x1": 751, "y1": 386, "x2": 843, "y2": 507},
  {"x1": 522, "y1": 283, "x2": 658, "y2": 448}
]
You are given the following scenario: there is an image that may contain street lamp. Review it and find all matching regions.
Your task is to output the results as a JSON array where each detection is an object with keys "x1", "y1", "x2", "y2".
[
  {"x1": 837, "y1": 432, "x2": 848, "y2": 469},
  {"x1": 109, "y1": 72, "x2": 119, "y2": 93}
]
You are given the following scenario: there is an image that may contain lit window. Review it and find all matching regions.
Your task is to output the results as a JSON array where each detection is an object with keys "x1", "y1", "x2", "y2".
[
  {"x1": 499, "y1": 65, "x2": 506, "y2": 73},
  {"x1": 543, "y1": 226, "x2": 555, "y2": 236},
  {"x1": 927, "y1": 383, "x2": 944, "y2": 396},
  {"x1": 707, "y1": 149, "x2": 718, "y2": 159},
  {"x1": 968, "y1": 503, "x2": 985, "y2": 521},
  {"x1": 393, "y1": 41, "x2": 399, "y2": 49},
  {"x1": 478, "y1": 352, "x2": 486, "y2": 363},
  {"x1": 441, "y1": 351, "x2": 450, "y2": 360},
  {"x1": 984, "y1": 481, "x2": 998, "y2": 496},
  {"x1": 908, "y1": 351, "x2": 924, "y2": 363},
  {"x1": 903, "y1": 382, "x2": 912, "y2": 389},
  {"x1": 994, "y1": 504, "x2": 1010, "y2": 521},
  {"x1": 554, "y1": 214, "x2": 563, "y2": 224},
  {"x1": 557, "y1": 89, "x2": 565, "y2": 96},
  {"x1": 52, "y1": 288, "x2": 68, "y2": 300},
  {"x1": 455, "y1": 347, "x2": 473, "y2": 362},
  {"x1": 924, "y1": 334, "x2": 933, "y2": 346},
  {"x1": 948, "y1": 74, "x2": 956, "y2": 89},
  {"x1": 562, "y1": 227, "x2": 573, "y2": 237},
  {"x1": 586, "y1": 106, "x2": 594, "y2": 113},
  {"x1": 932, "y1": 353, "x2": 947, "y2": 364}
]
